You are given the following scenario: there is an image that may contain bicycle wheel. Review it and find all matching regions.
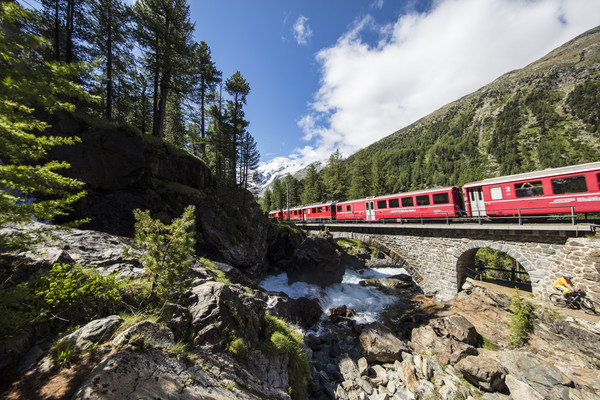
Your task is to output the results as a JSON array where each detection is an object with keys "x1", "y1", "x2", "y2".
[
  {"x1": 581, "y1": 298, "x2": 600, "y2": 316},
  {"x1": 549, "y1": 293, "x2": 568, "y2": 308}
]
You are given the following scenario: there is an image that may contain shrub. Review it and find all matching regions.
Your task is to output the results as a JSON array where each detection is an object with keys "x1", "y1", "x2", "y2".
[
  {"x1": 132, "y1": 205, "x2": 196, "y2": 299},
  {"x1": 34, "y1": 263, "x2": 122, "y2": 324},
  {"x1": 227, "y1": 337, "x2": 247, "y2": 360},
  {"x1": 508, "y1": 288, "x2": 535, "y2": 348}
]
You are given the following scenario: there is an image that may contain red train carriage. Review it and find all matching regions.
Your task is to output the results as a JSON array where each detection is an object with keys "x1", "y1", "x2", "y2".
[
  {"x1": 335, "y1": 187, "x2": 462, "y2": 221},
  {"x1": 303, "y1": 202, "x2": 337, "y2": 222},
  {"x1": 462, "y1": 162, "x2": 600, "y2": 218},
  {"x1": 335, "y1": 199, "x2": 367, "y2": 221},
  {"x1": 371, "y1": 187, "x2": 462, "y2": 221},
  {"x1": 268, "y1": 210, "x2": 282, "y2": 219}
]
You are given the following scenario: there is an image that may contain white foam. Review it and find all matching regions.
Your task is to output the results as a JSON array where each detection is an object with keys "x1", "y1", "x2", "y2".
[{"x1": 260, "y1": 267, "x2": 409, "y2": 324}]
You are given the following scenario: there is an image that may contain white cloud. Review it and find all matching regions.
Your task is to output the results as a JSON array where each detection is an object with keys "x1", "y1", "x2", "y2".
[
  {"x1": 294, "y1": 0, "x2": 600, "y2": 163},
  {"x1": 293, "y1": 15, "x2": 313, "y2": 45}
]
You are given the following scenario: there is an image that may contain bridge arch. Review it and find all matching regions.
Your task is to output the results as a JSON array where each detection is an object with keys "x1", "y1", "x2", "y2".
[{"x1": 455, "y1": 241, "x2": 535, "y2": 292}]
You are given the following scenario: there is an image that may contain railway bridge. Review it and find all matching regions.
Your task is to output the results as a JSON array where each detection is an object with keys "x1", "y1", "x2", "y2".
[{"x1": 302, "y1": 222, "x2": 600, "y2": 302}]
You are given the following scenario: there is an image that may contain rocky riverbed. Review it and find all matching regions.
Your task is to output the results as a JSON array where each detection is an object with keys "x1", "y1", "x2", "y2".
[{"x1": 1, "y1": 225, "x2": 599, "y2": 400}]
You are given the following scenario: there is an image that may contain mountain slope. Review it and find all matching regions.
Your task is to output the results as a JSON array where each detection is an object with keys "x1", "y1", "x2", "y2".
[{"x1": 343, "y1": 25, "x2": 600, "y2": 194}]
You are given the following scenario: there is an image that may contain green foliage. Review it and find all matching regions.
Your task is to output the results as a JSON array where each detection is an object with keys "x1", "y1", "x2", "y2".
[
  {"x1": 133, "y1": 205, "x2": 196, "y2": 298},
  {"x1": 477, "y1": 334, "x2": 499, "y2": 351},
  {"x1": 508, "y1": 288, "x2": 535, "y2": 348},
  {"x1": 0, "y1": 262, "x2": 127, "y2": 342},
  {"x1": 567, "y1": 79, "x2": 600, "y2": 134},
  {"x1": 261, "y1": 311, "x2": 311, "y2": 400},
  {"x1": 0, "y1": 2, "x2": 94, "y2": 233},
  {"x1": 35, "y1": 263, "x2": 122, "y2": 322},
  {"x1": 474, "y1": 248, "x2": 529, "y2": 282},
  {"x1": 227, "y1": 337, "x2": 247, "y2": 360},
  {"x1": 49, "y1": 339, "x2": 79, "y2": 369},
  {"x1": 200, "y1": 257, "x2": 232, "y2": 285}
]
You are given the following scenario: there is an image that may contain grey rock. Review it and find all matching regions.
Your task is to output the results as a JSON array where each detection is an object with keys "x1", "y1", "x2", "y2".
[
  {"x1": 455, "y1": 355, "x2": 507, "y2": 392},
  {"x1": 16, "y1": 345, "x2": 44, "y2": 375},
  {"x1": 287, "y1": 232, "x2": 345, "y2": 288},
  {"x1": 497, "y1": 351, "x2": 563, "y2": 397},
  {"x1": 359, "y1": 322, "x2": 409, "y2": 363},
  {"x1": 62, "y1": 315, "x2": 123, "y2": 350},
  {"x1": 339, "y1": 356, "x2": 361, "y2": 381},
  {"x1": 113, "y1": 320, "x2": 174, "y2": 349}
]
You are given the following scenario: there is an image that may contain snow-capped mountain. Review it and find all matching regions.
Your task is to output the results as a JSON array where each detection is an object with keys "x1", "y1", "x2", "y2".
[{"x1": 254, "y1": 157, "x2": 307, "y2": 196}]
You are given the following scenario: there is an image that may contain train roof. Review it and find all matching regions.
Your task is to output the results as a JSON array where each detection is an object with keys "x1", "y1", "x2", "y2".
[{"x1": 463, "y1": 161, "x2": 600, "y2": 188}]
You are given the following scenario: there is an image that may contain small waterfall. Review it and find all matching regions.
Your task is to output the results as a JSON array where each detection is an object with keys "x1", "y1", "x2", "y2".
[{"x1": 260, "y1": 266, "x2": 410, "y2": 324}]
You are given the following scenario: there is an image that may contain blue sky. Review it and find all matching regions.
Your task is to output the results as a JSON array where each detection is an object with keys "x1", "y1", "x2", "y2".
[
  {"x1": 18, "y1": 0, "x2": 600, "y2": 165},
  {"x1": 186, "y1": 0, "x2": 600, "y2": 166}
]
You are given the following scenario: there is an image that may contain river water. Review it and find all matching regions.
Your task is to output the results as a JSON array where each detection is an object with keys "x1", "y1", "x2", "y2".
[{"x1": 260, "y1": 266, "x2": 410, "y2": 325}]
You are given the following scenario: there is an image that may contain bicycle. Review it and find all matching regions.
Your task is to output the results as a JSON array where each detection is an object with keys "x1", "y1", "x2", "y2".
[{"x1": 549, "y1": 288, "x2": 600, "y2": 315}]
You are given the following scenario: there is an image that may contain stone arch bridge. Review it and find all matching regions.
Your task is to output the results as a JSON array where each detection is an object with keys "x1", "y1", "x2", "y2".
[{"x1": 304, "y1": 222, "x2": 600, "y2": 302}]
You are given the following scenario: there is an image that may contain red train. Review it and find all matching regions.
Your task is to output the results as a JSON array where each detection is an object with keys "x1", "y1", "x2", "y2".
[{"x1": 268, "y1": 162, "x2": 600, "y2": 223}]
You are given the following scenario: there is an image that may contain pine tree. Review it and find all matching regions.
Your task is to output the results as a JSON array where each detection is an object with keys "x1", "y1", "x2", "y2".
[
  {"x1": 224, "y1": 71, "x2": 250, "y2": 185},
  {"x1": 0, "y1": 2, "x2": 93, "y2": 237},
  {"x1": 323, "y1": 149, "x2": 347, "y2": 201},
  {"x1": 348, "y1": 151, "x2": 371, "y2": 199},
  {"x1": 189, "y1": 41, "x2": 221, "y2": 159},
  {"x1": 135, "y1": 0, "x2": 195, "y2": 139},
  {"x1": 261, "y1": 189, "x2": 273, "y2": 212},
  {"x1": 301, "y1": 164, "x2": 323, "y2": 204},
  {"x1": 87, "y1": 0, "x2": 134, "y2": 120},
  {"x1": 238, "y1": 131, "x2": 260, "y2": 190},
  {"x1": 132, "y1": 205, "x2": 196, "y2": 298}
]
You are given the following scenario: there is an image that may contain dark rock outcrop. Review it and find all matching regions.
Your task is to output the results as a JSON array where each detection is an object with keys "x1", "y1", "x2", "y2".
[
  {"x1": 286, "y1": 232, "x2": 345, "y2": 288},
  {"x1": 46, "y1": 115, "x2": 270, "y2": 272}
]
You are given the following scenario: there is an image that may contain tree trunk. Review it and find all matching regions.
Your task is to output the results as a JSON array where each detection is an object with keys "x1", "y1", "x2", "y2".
[
  {"x1": 155, "y1": 70, "x2": 171, "y2": 139},
  {"x1": 53, "y1": 0, "x2": 60, "y2": 61},
  {"x1": 105, "y1": 5, "x2": 113, "y2": 120},
  {"x1": 65, "y1": 0, "x2": 74, "y2": 63}
]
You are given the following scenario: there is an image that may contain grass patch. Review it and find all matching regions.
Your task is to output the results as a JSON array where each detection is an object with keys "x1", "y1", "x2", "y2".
[
  {"x1": 49, "y1": 339, "x2": 80, "y2": 368},
  {"x1": 336, "y1": 237, "x2": 377, "y2": 256},
  {"x1": 200, "y1": 258, "x2": 232, "y2": 285},
  {"x1": 260, "y1": 311, "x2": 311, "y2": 400},
  {"x1": 477, "y1": 334, "x2": 499, "y2": 351}
]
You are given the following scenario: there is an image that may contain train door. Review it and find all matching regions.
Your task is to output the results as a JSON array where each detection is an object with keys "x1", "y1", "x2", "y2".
[
  {"x1": 468, "y1": 187, "x2": 486, "y2": 217},
  {"x1": 365, "y1": 200, "x2": 376, "y2": 221}
]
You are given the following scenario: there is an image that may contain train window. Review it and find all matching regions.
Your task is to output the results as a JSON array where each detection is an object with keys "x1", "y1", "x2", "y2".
[
  {"x1": 337, "y1": 205, "x2": 342, "y2": 212},
  {"x1": 377, "y1": 200, "x2": 387, "y2": 209},
  {"x1": 402, "y1": 197, "x2": 414, "y2": 207},
  {"x1": 346, "y1": 205, "x2": 351, "y2": 211},
  {"x1": 389, "y1": 198, "x2": 399, "y2": 208},
  {"x1": 432, "y1": 193, "x2": 449, "y2": 204},
  {"x1": 515, "y1": 181, "x2": 544, "y2": 197},
  {"x1": 552, "y1": 175, "x2": 588, "y2": 195},
  {"x1": 311, "y1": 208, "x2": 317, "y2": 213},
  {"x1": 317, "y1": 207, "x2": 322, "y2": 213},
  {"x1": 490, "y1": 186, "x2": 503, "y2": 200},
  {"x1": 416, "y1": 195, "x2": 430, "y2": 206}
]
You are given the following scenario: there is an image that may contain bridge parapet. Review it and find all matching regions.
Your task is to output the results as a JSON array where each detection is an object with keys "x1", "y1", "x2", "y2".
[{"x1": 303, "y1": 223, "x2": 599, "y2": 302}]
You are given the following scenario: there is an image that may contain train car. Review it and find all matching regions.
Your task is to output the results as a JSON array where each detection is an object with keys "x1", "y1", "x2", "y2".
[
  {"x1": 335, "y1": 187, "x2": 462, "y2": 221},
  {"x1": 287, "y1": 206, "x2": 306, "y2": 221},
  {"x1": 462, "y1": 162, "x2": 600, "y2": 218},
  {"x1": 371, "y1": 187, "x2": 463, "y2": 221},
  {"x1": 335, "y1": 199, "x2": 367, "y2": 221},
  {"x1": 268, "y1": 206, "x2": 306, "y2": 221},
  {"x1": 303, "y1": 201, "x2": 337, "y2": 222},
  {"x1": 268, "y1": 210, "x2": 282, "y2": 219}
]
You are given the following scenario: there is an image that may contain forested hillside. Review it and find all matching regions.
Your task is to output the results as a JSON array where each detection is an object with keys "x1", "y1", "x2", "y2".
[{"x1": 263, "y1": 26, "x2": 600, "y2": 211}]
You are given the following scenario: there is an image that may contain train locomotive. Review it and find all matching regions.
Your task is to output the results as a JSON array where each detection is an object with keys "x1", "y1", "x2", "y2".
[{"x1": 268, "y1": 161, "x2": 600, "y2": 223}]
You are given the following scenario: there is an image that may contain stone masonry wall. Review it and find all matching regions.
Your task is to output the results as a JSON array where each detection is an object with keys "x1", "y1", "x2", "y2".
[{"x1": 323, "y1": 228, "x2": 600, "y2": 303}]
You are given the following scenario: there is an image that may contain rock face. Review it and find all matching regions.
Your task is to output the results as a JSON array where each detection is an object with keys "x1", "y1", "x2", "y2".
[
  {"x1": 286, "y1": 232, "x2": 345, "y2": 287},
  {"x1": 46, "y1": 115, "x2": 270, "y2": 272}
]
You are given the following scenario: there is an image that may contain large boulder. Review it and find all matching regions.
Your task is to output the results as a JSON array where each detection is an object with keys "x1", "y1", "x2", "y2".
[
  {"x1": 359, "y1": 322, "x2": 409, "y2": 363},
  {"x1": 497, "y1": 351, "x2": 564, "y2": 397},
  {"x1": 455, "y1": 355, "x2": 507, "y2": 392},
  {"x1": 188, "y1": 281, "x2": 266, "y2": 347},
  {"x1": 286, "y1": 232, "x2": 345, "y2": 287},
  {"x1": 62, "y1": 315, "x2": 123, "y2": 350}
]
